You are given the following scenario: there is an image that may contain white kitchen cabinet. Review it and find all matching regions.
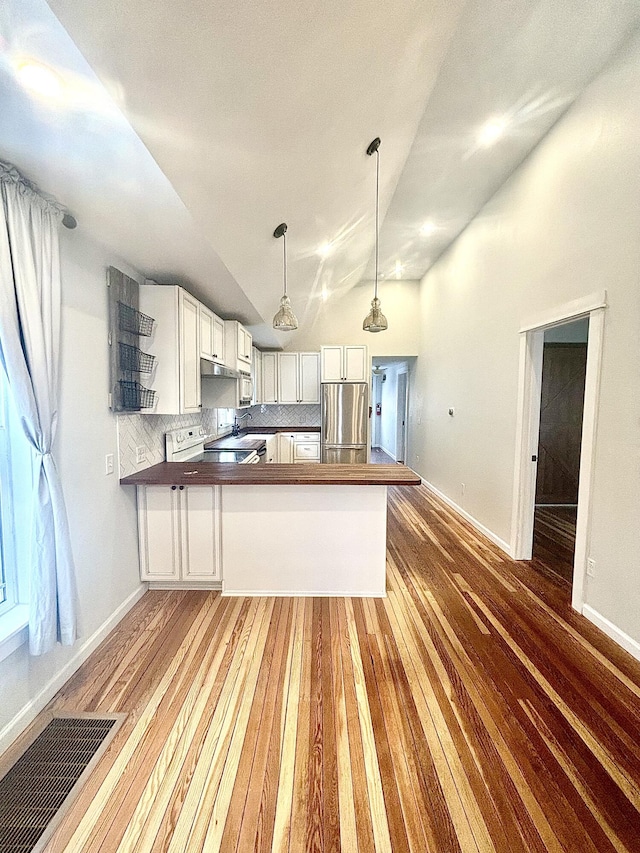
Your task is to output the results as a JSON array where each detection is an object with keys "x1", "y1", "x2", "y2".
[
  {"x1": 262, "y1": 352, "x2": 278, "y2": 403},
  {"x1": 320, "y1": 345, "x2": 368, "y2": 383},
  {"x1": 139, "y1": 284, "x2": 202, "y2": 414},
  {"x1": 252, "y1": 346, "x2": 263, "y2": 405},
  {"x1": 276, "y1": 352, "x2": 320, "y2": 404},
  {"x1": 212, "y1": 314, "x2": 225, "y2": 365},
  {"x1": 277, "y1": 431, "x2": 320, "y2": 464},
  {"x1": 224, "y1": 320, "x2": 253, "y2": 374},
  {"x1": 293, "y1": 433, "x2": 320, "y2": 463},
  {"x1": 278, "y1": 432, "x2": 295, "y2": 464},
  {"x1": 277, "y1": 352, "x2": 299, "y2": 404},
  {"x1": 264, "y1": 434, "x2": 277, "y2": 463},
  {"x1": 201, "y1": 305, "x2": 226, "y2": 365},
  {"x1": 138, "y1": 485, "x2": 221, "y2": 585},
  {"x1": 299, "y1": 353, "x2": 321, "y2": 402}
]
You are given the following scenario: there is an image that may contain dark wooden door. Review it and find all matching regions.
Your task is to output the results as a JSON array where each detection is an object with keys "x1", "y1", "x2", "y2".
[{"x1": 535, "y1": 343, "x2": 587, "y2": 504}]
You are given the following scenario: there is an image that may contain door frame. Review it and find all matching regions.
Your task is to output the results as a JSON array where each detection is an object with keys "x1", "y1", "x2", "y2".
[
  {"x1": 395, "y1": 369, "x2": 409, "y2": 463},
  {"x1": 510, "y1": 290, "x2": 607, "y2": 612}
]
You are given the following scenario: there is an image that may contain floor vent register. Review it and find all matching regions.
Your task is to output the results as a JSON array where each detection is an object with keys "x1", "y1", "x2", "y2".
[{"x1": 0, "y1": 714, "x2": 123, "y2": 852}]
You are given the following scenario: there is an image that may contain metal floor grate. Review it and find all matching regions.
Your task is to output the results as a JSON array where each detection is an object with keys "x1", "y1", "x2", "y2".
[{"x1": 0, "y1": 716, "x2": 121, "y2": 852}]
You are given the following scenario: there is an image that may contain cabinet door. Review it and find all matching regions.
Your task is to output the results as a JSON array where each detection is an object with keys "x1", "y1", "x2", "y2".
[
  {"x1": 212, "y1": 314, "x2": 225, "y2": 364},
  {"x1": 138, "y1": 486, "x2": 181, "y2": 581},
  {"x1": 262, "y1": 353, "x2": 278, "y2": 403},
  {"x1": 344, "y1": 346, "x2": 368, "y2": 382},
  {"x1": 299, "y1": 352, "x2": 320, "y2": 403},
  {"x1": 278, "y1": 353, "x2": 299, "y2": 403},
  {"x1": 180, "y1": 291, "x2": 201, "y2": 412},
  {"x1": 181, "y1": 487, "x2": 221, "y2": 581},
  {"x1": 199, "y1": 305, "x2": 214, "y2": 360},
  {"x1": 252, "y1": 347, "x2": 262, "y2": 405},
  {"x1": 321, "y1": 346, "x2": 344, "y2": 382},
  {"x1": 265, "y1": 434, "x2": 277, "y2": 463},
  {"x1": 237, "y1": 325, "x2": 252, "y2": 363},
  {"x1": 278, "y1": 433, "x2": 294, "y2": 463}
]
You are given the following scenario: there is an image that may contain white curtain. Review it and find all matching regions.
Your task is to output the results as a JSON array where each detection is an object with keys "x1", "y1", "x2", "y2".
[{"x1": 0, "y1": 162, "x2": 77, "y2": 655}]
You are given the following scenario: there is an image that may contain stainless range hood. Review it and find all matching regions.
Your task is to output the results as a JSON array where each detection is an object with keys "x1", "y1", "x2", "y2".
[{"x1": 200, "y1": 359, "x2": 241, "y2": 380}]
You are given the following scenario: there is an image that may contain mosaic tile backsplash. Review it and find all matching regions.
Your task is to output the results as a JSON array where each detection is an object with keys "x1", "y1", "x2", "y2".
[{"x1": 236, "y1": 404, "x2": 321, "y2": 428}]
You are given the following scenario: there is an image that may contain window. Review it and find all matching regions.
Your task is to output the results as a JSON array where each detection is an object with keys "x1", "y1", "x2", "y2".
[{"x1": 0, "y1": 371, "x2": 33, "y2": 618}]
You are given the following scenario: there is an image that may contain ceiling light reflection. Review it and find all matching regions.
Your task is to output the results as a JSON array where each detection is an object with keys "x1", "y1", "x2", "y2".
[
  {"x1": 318, "y1": 242, "x2": 333, "y2": 258},
  {"x1": 478, "y1": 116, "x2": 508, "y2": 147},
  {"x1": 17, "y1": 61, "x2": 63, "y2": 100},
  {"x1": 420, "y1": 220, "x2": 438, "y2": 236}
]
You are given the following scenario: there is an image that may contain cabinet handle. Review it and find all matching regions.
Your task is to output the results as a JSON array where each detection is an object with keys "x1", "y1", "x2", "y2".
[
  {"x1": 179, "y1": 485, "x2": 184, "y2": 490},
  {"x1": 171, "y1": 485, "x2": 177, "y2": 490}
]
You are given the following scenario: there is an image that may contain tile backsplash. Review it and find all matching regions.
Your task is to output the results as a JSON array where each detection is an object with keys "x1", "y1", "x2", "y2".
[
  {"x1": 117, "y1": 408, "x2": 230, "y2": 478},
  {"x1": 117, "y1": 404, "x2": 321, "y2": 478},
  {"x1": 236, "y1": 404, "x2": 321, "y2": 428}
]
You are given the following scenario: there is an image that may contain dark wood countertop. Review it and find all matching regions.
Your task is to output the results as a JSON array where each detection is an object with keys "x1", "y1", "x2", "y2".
[{"x1": 120, "y1": 462, "x2": 421, "y2": 487}]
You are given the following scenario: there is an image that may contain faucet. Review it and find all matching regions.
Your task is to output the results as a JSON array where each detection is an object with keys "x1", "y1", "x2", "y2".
[{"x1": 232, "y1": 412, "x2": 252, "y2": 436}]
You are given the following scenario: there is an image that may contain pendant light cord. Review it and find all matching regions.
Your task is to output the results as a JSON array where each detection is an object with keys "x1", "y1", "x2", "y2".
[
  {"x1": 374, "y1": 146, "x2": 379, "y2": 300},
  {"x1": 283, "y1": 229, "x2": 287, "y2": 297}
]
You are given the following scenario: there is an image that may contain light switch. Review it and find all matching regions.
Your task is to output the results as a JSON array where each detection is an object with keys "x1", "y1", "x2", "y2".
[{"x1": 105, "y1": 453, "x2": 114, "y2": 475}]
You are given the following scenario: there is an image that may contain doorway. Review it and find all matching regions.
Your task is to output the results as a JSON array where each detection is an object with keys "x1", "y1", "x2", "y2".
[
  {"x1": 532, "y1": 319, "x2": 589, "y2": 582},
  {"x1": 511, "y1": 291, "x2": 606, "y2": 612},
  {"x1": 370, "y1": 358, "x2": 412, "y2": 464}
]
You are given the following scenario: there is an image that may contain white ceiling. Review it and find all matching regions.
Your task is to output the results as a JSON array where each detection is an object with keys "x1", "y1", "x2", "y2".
[{"x1": 2, "y1": 1, "x2": 640, "y2": 347}]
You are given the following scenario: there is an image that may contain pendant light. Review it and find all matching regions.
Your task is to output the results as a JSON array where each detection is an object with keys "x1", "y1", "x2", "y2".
[
  {"x1": 363, "y1": 137, "x2": 388, "y2": 333},
  {"x1": 272, "y1": 222, "x2": 298, "y2": 331}
]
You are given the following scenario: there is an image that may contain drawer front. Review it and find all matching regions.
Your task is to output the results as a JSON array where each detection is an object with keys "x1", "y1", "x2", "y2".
[
  {"x1": 294, "y1": 442, "x2": 321, "y2": 460},
  {"x1": 294, "y1": 433, "x2": 320, "y2": 442}
]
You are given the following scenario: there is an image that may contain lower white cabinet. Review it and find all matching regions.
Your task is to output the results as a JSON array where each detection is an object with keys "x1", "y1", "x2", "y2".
[
  {"x1": 138, "y1": 485, "x2": 221, "y2": 584},
  {"x1": 277, "y1": 432, "x2": 320, "y2": 464},
  {"x1": 278, "y1": 432, "x2": 295, "y2": 464}
]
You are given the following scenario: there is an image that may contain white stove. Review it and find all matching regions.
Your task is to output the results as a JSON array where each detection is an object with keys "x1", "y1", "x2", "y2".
[{"x1": 165, "y1": 426, "x2": 259, "y2": 464}]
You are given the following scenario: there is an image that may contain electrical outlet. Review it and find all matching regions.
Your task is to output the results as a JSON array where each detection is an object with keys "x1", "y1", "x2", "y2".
[
  {"x1": 135, "y1": 446, "x2": 146, "y2": 465},
  {"x1": 461, "y1": 483, "x2": 466, "y2": 497},
  {"x1": 105, "y1": 453, "x2": 114, "y2": 475},
  {"x1": 587, "y1": 558, "x2": 596, "y2": 578}
]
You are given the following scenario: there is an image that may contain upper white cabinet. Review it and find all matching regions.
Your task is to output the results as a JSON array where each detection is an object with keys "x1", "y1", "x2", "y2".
[
  {"x1": 200, "y1": 305, "x2": 225, "y2": 365},
  {"x1": 262, "y1": 352, "x2": 278, "y2": 403},
  {"x1": 251, "y1": 346, "x2": 263, "y2": 405},
  {"x1": 320, "y1": 345, "x2": 368, "y2": 383},
  {"x1": 224, "y1": 321, "x2": 253, "y2": 374},
  {"x1": 139, "y1": 284, "x2": 201, "y2": 414},
  {"x1": 277, "y1": 352, "x2": 320, "y2": 404}
]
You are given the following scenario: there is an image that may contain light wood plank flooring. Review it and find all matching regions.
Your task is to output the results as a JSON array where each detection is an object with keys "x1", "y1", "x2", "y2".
[{"x1": 17, "y1": 484, "x2": 640, "y2": 851}]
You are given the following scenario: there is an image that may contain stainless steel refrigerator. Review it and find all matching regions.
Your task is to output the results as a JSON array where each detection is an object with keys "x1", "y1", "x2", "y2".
[{"x1": 321, "y1": 383, "x2": 369, "y2": 463}]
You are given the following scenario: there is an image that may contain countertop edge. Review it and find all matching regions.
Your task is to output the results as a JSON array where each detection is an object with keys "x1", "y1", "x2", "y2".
[{"x1": 120, "y1": 462, "x2": 421, "y2": 487}]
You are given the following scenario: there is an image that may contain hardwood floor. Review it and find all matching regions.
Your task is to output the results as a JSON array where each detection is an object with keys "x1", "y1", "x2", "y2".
[
  {"x1": 533, "y1": 505, "x2": 578, "y2": 583},
  {"x1": 17, "y1": 484, "x2": 640, "y2": 852},
  {"x1": 370, "y1": 447, "x2": 396, "y2": 464}
]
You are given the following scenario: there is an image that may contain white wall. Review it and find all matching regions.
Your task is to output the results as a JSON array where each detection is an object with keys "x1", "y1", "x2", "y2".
[
  {"x1": 409, "y1": 31, "x2": 640, "y2": 644},
  {"x1": 285, "y1": 280, "x2": 421, "y2": 356},
  {"x1": 0, "y1": 229, "x2": 143, "y2": 745}
]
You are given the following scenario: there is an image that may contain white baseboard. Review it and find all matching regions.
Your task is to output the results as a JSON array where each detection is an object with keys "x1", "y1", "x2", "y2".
[
  {"x1": 222, "y1": 589, "x2": 386, "y2": 598},
  {"x1": 0, "y1": 585, "x2": 147, "y2": 756},
  {"x1": 422, "y1": 480, "x2": 512, "y2": 556},
  {"x1": 379, "y1": 444, "x2": 396, "y2": 461},
  {"x1": 581, "y1": 605, "x2": 640, "y2": 663}
]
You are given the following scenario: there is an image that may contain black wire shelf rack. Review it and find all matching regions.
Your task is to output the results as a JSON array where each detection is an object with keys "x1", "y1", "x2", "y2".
[
  {"x1": 119, "y1": 380, "x2": 156, "y2": 410},
  {"x1": 118, "y1": 342, "x2": 155, "y2": 374},
  {"x1": 118, "y1": 301, "x2": 155, "y2": 337}
]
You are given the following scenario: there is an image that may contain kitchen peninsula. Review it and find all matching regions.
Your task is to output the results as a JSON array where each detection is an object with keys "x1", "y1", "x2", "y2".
[{"x1": 121, "y1": 462, "x2": 420, "y2": 596}]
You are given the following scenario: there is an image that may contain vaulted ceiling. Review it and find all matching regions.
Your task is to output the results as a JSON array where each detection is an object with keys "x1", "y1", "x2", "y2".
[{"x1": 2, "y1": 1, "x2": 639, "y2": 346}]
